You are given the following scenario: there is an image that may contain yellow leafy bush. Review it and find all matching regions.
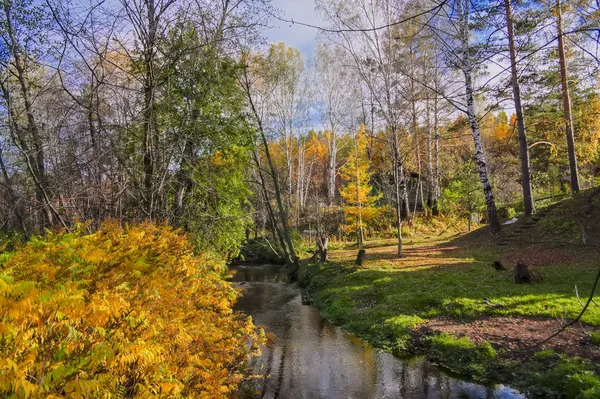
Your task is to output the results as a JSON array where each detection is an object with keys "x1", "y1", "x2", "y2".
[{"x1": 0, "y1": 221, "x2": 261, "y2": 398}]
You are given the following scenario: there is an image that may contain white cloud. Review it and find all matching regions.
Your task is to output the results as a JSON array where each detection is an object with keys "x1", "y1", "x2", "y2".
[{"x1": 265, "y1": 0, "x2": 324, "y2": 57}]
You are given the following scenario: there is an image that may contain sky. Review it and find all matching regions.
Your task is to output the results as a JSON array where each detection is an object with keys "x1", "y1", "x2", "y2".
[
  {"x1": 261, "y1": 0, "x2": 513, "y2": 117},
  {"x1": 264, "y1": 0, "x2": 325, "y2": 57}
]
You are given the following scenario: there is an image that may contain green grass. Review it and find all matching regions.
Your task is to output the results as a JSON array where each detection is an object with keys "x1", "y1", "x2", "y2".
[
  {"x1": 590, "y1": 331, "x2": 600, "y2": 346},
  {"x1": 300, "y1": 232, "x2": 600, "y2": 398},
  {"x1": 516, "y1": 351, "x2": 600, "y2": 399},
  {"x1": 424, "y1": 333, "x2": 497, "y2": 378},
  {"x1": 303, "y1": 243, "x2": 600, "y2": 351},
  {"x1": 299, "y1": 192, "x2": 600, "y2": 397}
]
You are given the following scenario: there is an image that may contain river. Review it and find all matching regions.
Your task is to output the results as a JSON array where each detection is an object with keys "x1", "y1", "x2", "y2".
[{"x1": 232, "y1": 263, "x2": 525, "y2": 399}]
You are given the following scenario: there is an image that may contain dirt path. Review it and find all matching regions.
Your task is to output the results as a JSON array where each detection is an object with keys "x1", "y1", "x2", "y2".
[{"x1": 417, "y1": 316, "x2": 600, "y2": 363}]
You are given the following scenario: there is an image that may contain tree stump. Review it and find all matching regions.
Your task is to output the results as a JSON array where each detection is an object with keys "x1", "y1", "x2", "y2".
[
  {"x1": 316, "y1": 235, "x2": 329, "y2": 262},
  {"x1": 355, "y1": 249, "x2": 366, "y2": 267},
  {"x1": 514, "y1": 263, "x2": 531, "y2": 284}
]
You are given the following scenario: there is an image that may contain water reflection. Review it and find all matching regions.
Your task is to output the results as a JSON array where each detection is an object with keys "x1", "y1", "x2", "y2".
[{"x1": 232, "y1": 264, "x2": 523, "y2": 399}]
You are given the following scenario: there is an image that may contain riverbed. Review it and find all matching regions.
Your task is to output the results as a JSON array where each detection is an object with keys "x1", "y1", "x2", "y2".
[{"x1": 232, "y1": 264, "x2": 524, "y2": 399}]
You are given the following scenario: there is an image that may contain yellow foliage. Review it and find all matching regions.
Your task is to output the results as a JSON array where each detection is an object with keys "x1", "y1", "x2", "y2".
[
  {"x1": 575, "y1": 92, "x2": 600, "y2": 165},
  {"x1": 0, "y1": 221, "x2": 262, "y2": 398},
  {"x1": 339, "y1": 125, "x2": 382, "y2": 237},
  {"x1": 491, "y1": 112, "x2": 512, "y2": 141}
]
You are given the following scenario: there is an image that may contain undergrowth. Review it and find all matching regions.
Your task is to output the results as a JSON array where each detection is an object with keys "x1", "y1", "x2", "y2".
[{"x1": 0, "y1": 221, "x2": 263, "y2": 398}]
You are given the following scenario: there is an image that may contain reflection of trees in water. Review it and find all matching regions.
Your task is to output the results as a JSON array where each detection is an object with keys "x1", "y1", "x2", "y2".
[
  {"x1": 401, "y1": 361, "x2": 407, "y2": 397},
  {"x1": 259, "y1": 343, "x2": 274, "y2": 398},
  {"x1": 272, "y1": 343, "x2": 287, "y2": 398},
  {"x1": 235, "y1": 266, "x2": 523, "y2": 399},
  {"x1": 260, "y1": 297, "x2": 293, "y2": 398}
]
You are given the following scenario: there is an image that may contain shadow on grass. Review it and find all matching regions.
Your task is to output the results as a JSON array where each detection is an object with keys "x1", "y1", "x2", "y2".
[{"x1": 307, "y1": 255, "x2": 600, "y2": 327}]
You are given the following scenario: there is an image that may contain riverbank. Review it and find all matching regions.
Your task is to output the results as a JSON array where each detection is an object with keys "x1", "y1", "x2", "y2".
[
  {"x1": 233, "y1": 263, "x2": 524, "y2": 398},
  {"x1": 299, "y1": 232, "x2": 600, "y2": 398}
]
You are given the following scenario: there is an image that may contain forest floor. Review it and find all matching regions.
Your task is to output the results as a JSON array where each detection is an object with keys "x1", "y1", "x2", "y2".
[{"x1": 300, "y1": 188, "x2": 600, "y2": 397}]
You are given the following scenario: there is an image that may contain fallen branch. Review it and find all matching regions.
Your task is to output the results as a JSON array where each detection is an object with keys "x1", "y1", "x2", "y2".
[{"x1": 262, "y1": 236, "x2": 283, "y2": 260}]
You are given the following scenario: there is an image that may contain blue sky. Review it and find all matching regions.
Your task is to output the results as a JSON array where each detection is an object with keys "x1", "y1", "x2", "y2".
[{"x1": 264, "y1": 0, "x2": 324, "y2": 57}]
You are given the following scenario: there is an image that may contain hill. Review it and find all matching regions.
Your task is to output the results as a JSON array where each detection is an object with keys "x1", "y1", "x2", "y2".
[{"x1": 300, "y1": 188, "x2": 600, "y2": 398}]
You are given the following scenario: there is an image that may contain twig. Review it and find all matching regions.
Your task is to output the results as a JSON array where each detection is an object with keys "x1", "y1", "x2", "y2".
[
  {"x1": 575, "y1": 285, "x2": 585, "y2": 308},
  {"x1": 576, "y1": 284, "x2": 600, "y2": 308},
  {"x1": 575, "y1": 285, "x2": 589, "y2": 334}
]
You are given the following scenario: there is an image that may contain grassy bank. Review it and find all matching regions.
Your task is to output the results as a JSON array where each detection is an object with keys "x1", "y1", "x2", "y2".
[{"x1": 300, "y1": 232, "x2": 600, "y2": 398}]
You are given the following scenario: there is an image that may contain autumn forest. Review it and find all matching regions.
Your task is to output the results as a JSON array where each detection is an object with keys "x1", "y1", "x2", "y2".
[{"x1": 1, "y1": 0, "x2": 600, "y2": 397}]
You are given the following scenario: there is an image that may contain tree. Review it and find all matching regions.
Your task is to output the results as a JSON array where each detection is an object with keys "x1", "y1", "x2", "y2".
[
  {"x1": 504, "y1": 0, "x2": 535, "y2": 215},
  {"x1": 241, "y1": 50, "x2": 300, "y2": 278},
  {"x1": 442, "y1": 161, "x2": 486, "y2": 231},
  {"x1": 317, "y1": 0, "x2": 411, "y2": 256},
  {"x1": 264, "y1": 43, "x2": 310, "y2": 211},
  {"x1": 315, "y1": 44, "x2": 358, "y2": 207},
  {"x1": 430, "y1": 0, "x2": 502, "y2": 233},
  {"x1": 339, "y1": 125, "x2": 382, "y2": 246},
  {"x1": 0, "y1": 0, "x2": 66, "y2": 229},
  {"x1": 555, "y1": 0, "x2": 581, "y2": 193}
]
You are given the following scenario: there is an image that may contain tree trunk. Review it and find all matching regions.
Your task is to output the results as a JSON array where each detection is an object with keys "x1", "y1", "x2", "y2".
[
  {"x1": 252, "y1": 150, "x2": 291, "y2": 262},
  {"x1": 355, "y1": 137, "x2": 363, "y2": 247},
  {"x1": 142, "y1": 0, "x2": 157, "y2": 219},
  {"x1": 504, "y1": 0, "x2": 535, "y2": 216},
  {"x1": 464, "y1": 71, "x2": 501, "y2": 234},
  {"x1": 459, "y1": 0, "x2": 501, "y2": 234},
  {"x1": 286, "y1": 125, "x2": 293, "y2": 210},
  {"x1": 262, "y1": 130, "x2": 300, "y2": 278},
  {"x1": 432, "y1": 87, "x2": 440, "y2": 216},
  {"x1": 327, "y1": 134, "x2": 337, "y2": 206},
  {"x1": 0, "y1": 150, "x2": 25, "y2": 230},
  {"x1": 242, "y1": 71, "x2": 300, "y2": 278},
  {"x1": 316, "y1": 234, "x2": 328, "y2": 262},
  {"x1": 400, "y1": 164, "x2": 410, "y2": 219},
  {"x1": 355, "y1": 249, "x2": 366, "y2": 267},
  {"x1": 514, "y1": 263, "x2": 532, "y2": 284},
  {"x1": 556, "y1": 0, "x2": 580, "y2": 193},
  {"x1": 2, "y1": 1, "x2": 65, "y2": 230},
  {"x1": 426, "y1": 94, "x2": 434, "y2": 214},
  {"x1": 393, "y1": 130, "x2": 403, "y2": 257}
]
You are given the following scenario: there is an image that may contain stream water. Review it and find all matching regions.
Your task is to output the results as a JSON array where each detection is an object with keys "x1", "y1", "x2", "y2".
[{"x1": 232, "y1": 264, "x2": 525, "y2": 399}]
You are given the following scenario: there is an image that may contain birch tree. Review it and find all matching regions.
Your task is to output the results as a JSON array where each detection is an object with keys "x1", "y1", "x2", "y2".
[
  {"x1": 241, "y1": 51, "x2": 300, "y2": 277},
  {"x1": 315, "y1": 43, "x2": 358, "y2": 206},
  {"x1": 429, "y1": 0, "x2": 502, "y2": 233}
]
